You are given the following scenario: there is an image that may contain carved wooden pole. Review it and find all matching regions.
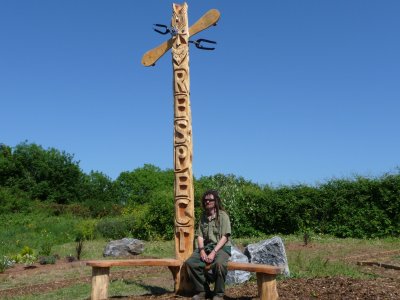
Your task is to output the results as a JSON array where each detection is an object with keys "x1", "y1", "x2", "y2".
[
  {"x1": 142, "y1": 2, "x2": 220, "y2": 294},
  {"x1": 171, "y1": 4, "x2": 194, "y2": 293},
  {"x1": 171, "y1": 2, "x2": 194, "y2": 265}
]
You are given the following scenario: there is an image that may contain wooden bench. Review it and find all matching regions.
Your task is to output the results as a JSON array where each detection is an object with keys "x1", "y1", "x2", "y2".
[{"x1": 87, "y1": 259, "x2": 283, "y2": 300}]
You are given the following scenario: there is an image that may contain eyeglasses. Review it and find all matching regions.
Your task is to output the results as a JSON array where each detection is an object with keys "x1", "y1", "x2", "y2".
[{"x1": 203, "y1": 199, "x2": 215, "y2": 203}]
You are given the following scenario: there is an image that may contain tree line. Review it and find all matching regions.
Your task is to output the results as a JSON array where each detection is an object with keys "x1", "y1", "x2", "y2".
[{"x1": 1, "y1": 142, "x2": 399, "y2": 239}]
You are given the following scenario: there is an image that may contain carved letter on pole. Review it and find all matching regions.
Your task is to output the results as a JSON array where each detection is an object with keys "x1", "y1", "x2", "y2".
[{"x1": 172, "y1": 3, "x2": 194, "y2": 260}]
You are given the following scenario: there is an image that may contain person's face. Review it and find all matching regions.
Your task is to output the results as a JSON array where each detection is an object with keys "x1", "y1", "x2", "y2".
[{"x1": 203, "y1": 194, "x2": 216, "y2": 210}]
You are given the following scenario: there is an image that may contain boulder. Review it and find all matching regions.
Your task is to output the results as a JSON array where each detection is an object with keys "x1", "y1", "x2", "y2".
[
  {"x1": 245, "y1": 236, "x2": 290, "y2": 277},
  {"x1": 226, "y1": 246, "x2": 251, "y2": 284},
  {"x1": 103, "y1": 238, "x2": 144, "y2": 257}
]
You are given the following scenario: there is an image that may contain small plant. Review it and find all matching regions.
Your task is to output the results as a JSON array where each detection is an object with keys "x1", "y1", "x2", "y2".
[
  {"x1": 66, "y1": 255, "x2": 76, "y2": 262},
  {"x1": 0, "y1": 256, "x2": 15, "y2": 273},
  {"x1": 20, "y1": 245, "x2": 34, "y2": 256},
  {"x1": 75, "y1": 237, "x2": 84, "y2": 260},
  {"x1": 21, "y1": 254, "x2": 36, "y2": 267},
  {"x1": 39, "y1": 240, "x2": 53, "y2": 256},
  {"x1": 39, "y1": 255, "x2": 56, "y2": 265},
  {"x1": 303, "y1": 231, "x2": 311, "y2": 246},
  {"x1": 10, "y1": 246, "x2": 37, "y2": 267}
]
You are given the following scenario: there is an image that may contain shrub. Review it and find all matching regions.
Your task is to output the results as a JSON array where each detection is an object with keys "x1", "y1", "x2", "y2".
[
  {"x1": 39, "y1": 255, "x2": 56, "y2": 265},
  {"x1": 38, "y1": 240, "x2": 53, "y2": 256},
  {"x1": 95, "y1": 216, "x2": 135, "y2": 240},
  {"x1": 20, "y1": 245, "x2": 34, "y2": 256},
  {"x1": 75, "y1": 219, "x2": 98, "y2": 241},
  {"x1": 122, "y1": 189, "x2": 175, "y2": 240},
  {"x1": 0, "y1": 256, "x2": 15, "y2": 273},
  {"x1": 21, "y1": 254, "x2": 36, "y2": 266}
]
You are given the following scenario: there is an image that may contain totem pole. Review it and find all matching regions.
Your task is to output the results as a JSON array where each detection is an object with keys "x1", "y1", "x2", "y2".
[{"x1": 142, "y1": 2, "x2": 220, "y2": 293}]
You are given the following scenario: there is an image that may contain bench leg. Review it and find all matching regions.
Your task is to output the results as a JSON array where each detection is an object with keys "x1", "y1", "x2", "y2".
[
  {"x1": 91, "y1": 267, "x2": 110, "y2": 300},
  {"x1": 256, "y1": 273, "x2": 278, "y2": 300},
  {"x1": 168, "y1": 266, "x2": 180, "y2": 292}
]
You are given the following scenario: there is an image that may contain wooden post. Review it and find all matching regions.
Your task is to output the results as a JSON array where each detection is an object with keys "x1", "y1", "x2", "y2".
[
  {"x1": 171, "y1": 3, "x2": 194, "y2": 294},
  {"x1": 91, "y1": 267, "x2": 110, "y2": 300},
  {"x1": 256, "y1": 273, "x2": 279, "y2": 300},
  {"x1": 142, "y1": 2, "x2": 220, "y2": 294}
]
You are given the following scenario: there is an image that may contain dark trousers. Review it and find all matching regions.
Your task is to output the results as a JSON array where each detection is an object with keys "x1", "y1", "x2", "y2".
[{"x1": 186, "y1": 249, "x2": 230, "y2": 296}]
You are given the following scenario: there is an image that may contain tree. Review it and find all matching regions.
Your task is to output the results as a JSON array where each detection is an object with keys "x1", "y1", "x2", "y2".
[
  {"x1": 114, "y1": 164, "x2": 174, "y2": 205},
  {"x1": 1, "y1": 142, "x2": 83, "y2": 204}
]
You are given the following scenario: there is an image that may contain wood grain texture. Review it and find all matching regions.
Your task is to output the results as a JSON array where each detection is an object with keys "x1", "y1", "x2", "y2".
[
  {"x1": 141, "y1": 9, "x2": 220, "y2": 66},
  {"x1": 228, "y1": 262, "x2": 283, "y2": 274},
  {"x1": 257, "y1": 273, "x2": 279, "y2": 300},
  {"x1": 91, "y1": 267, "x2": 110, "y2": 300},
  {"x1": 87, "y1": 258, "x2": 181, "y2": 268}
]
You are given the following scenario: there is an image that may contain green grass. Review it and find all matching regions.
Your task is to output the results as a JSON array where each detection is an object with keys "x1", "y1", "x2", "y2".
[
  {"x1": 3, "y1": 283, "x2": 91, "y2": 300},
  {"x1": 0, "y1": 213, "x2": 85, "y2": 256},
  {"x1": 52, "y1": 239, "x2": 109, "y2": 260},
  {"x1": 288, "y1": 252, "x2": 370, "y2": 279},
  {"x1": 142, "y1": 240, "x2": 175, "y2": 258}
]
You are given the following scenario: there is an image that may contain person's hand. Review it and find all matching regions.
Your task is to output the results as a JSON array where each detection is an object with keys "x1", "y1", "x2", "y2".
[
  {"x1": 200, "y1": 249, "x2": 207, "y2": 262},
  {"x1": 206, "y1": 249, "x2": 216, "y2": 263}
]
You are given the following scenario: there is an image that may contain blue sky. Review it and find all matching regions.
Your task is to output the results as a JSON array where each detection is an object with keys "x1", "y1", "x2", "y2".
[{"x1": 1, "y1": 1, "x2": 399, "y2": 186}]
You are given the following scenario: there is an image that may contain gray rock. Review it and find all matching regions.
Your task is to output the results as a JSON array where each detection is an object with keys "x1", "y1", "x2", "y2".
[
  {"x1": 226, "y1": 246, "x2": 251, "y2": 285},
  {"x1": 245, "y1": 236, "x2": 290, "y2": 277},
  {"x1": 103, "y1": 238, "x2": 144, "y2": 257}
]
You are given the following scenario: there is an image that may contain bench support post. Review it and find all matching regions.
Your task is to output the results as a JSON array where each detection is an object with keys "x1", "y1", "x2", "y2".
[
  {"x1": 168, "y1": 265, "x2": 180, "y2": 292},
  {"x1": 91, "y1": 267, "x2": 110, "y2": 300},
  {"x1": 256, "y1": 273, "x2": 278, "y2": 300}
]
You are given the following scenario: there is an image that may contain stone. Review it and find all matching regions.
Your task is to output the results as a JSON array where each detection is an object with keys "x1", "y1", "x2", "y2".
[
  {"x1": 103, "y1": 238, "x2": 144, "y2": 257},
  {"x1": 245, "y1": 236, "x2": 290, "y2": 277},
  {"x1": 226, "y1": 246, "x2": 251, "y2": 285}
]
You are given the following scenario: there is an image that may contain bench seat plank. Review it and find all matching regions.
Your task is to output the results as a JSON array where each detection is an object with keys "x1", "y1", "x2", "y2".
[
  {"x1": 87, "y1": 258, "x2": 181, "y2": 268},
  {"x1": 227, "y1": 262, "x2": 283, "y2": 274}
]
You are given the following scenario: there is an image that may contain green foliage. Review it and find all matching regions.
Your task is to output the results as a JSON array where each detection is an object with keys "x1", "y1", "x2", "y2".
[
  {"x1": 95, "y1": 216, "x2": 136, "y2": 240},
  {"x1": 121, "y1": 189, "x2": 175, "y2": 240},
  {"x1": 75, "y1": 219, "x2": 98, "y2": 241},
  {"x1": 39, "y1": 255, "x2": 56, "y2": 265},
  {"x1": 0, "y1": 256, "x2": 15, "y2": 273},
  {"x1": 0, "y1": 186, "x2": 31, "y2": 214},
  {"x1": 289, "y1": 252, "x2": 367, "y2": 279},
  {"x1": 38, "y1": 240, "x2": 53, "y2": 256},
  {"x1": 11, "y1": 246, "x2": 37, "y2": 266},
  {"x1": 197, "y1": 171, "x2": 400, "y2": 239},
  {"x1": 80, "y1": 171, "x2": 122, "y2": 217},
  {"x1": 114, "y1": 164, "x2": 174, "y2": 206},
  {"x1": 0, "y1": 213, "x2": 83, "y2": 255},
  {"x1": 20, "y1": 245, "x2": 34, "y2": 256},
  {"x1": 1, "y1": 141, "x2": 399, "y2": 240},
  {"x1": 21, "y1": 254, "x2": 37, "y2": 266},
  {"x1": 0, "y1": 142, "x2": 83, "y2": 204},
  {"x1": 196, "y1": 174, "x2": 263, "y2": 237}
]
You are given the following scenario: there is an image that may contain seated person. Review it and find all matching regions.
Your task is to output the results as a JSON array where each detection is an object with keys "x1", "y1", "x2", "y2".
[{"x1": 186, "y1": 190, "x2": 232, "y2": 300}]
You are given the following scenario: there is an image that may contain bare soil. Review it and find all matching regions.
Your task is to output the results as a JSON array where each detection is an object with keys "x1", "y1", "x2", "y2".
[{"x1": 1, "y1": 249, "x2": 399, "y2": 299}]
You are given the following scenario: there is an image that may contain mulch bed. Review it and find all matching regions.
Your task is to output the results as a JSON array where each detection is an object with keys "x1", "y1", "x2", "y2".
[{"x1": 1, "y1": 257, "x2": 400, "y2": 299}]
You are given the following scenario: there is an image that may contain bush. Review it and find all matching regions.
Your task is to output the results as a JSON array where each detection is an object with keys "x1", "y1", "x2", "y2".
[
  {"x1": 75, "y1": 219, "x2": 98, "y2": 241},
  {"x1": 0, "y1": 187, "x2": 31, "y2": 214},
  {"x1": 0, "y1": 256, "x2": 15, "y2": 273},
  {"x1": 95, "y1": 217, "x2": 136, "y2": 240},
  {"x1": 39, "y1": 255, "x2": 56, "y2": 265},
  {"x1": 21, "y1": 254, "x2": 36, "y2": 266},
  {"x1": 38, "y1": 240, "x2": 53, "y2": 256},
  {"x1": 121, "y1": 189, "x2": 175, "y2": 240}
]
